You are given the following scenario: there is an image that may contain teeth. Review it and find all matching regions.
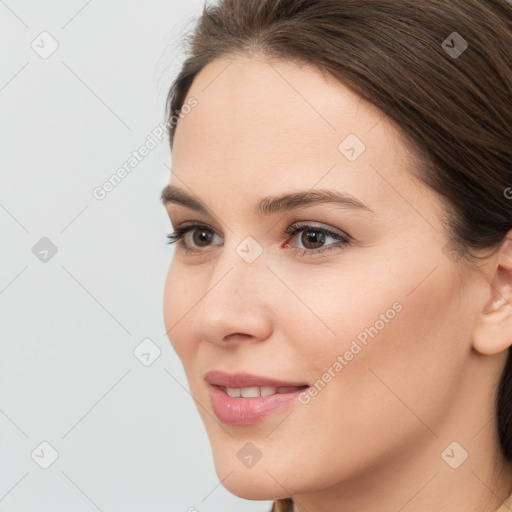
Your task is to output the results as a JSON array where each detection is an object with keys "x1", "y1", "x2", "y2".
[
  {"x1": 261, "y1": 386, "x2": 277, "y2": 396},
  {"x1": 226, "y1": 387, "x2": 241, "y2": 397},
  {"x1": 241, "y1": 386, "x2": 260, "y2": 398},
  {"x1": 223, "y1": 386, "x2": 302, "y2": 397}
]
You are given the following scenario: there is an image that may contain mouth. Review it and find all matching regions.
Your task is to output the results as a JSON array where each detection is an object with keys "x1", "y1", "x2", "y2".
[
  {"x1": 217, "y1": 384, "x2": 309, "y2": 398},
  {"x1": 205, "y1": 373, "x2": 310, "y2": 426},
  {"x1": 204, "y1": 370, "x2": 310, "y2": 426}
]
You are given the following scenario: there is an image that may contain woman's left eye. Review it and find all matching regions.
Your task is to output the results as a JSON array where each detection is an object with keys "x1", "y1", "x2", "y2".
[
  {"x1": 166, "y1": 222, "x2": 351, "y2": 256},
  {"x1": 284, "y1": 223, "x2": 351, "y2": 256}
]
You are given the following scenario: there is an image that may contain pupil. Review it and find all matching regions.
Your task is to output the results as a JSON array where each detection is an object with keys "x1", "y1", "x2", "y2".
[
  {"x1": 194, "y1": 229, "x2": 212, "y2": 246},
  {"x1": 301, "y1": 230, "x2": 325, "y2": 249}
]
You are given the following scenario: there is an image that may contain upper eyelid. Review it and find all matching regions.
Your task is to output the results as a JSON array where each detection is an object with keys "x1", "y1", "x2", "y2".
[
  {"x1": 173, "y1": 220, "x2": 346, "y2": 235},
  {"x1": 286, "y1": 221, "x2": 346, "y2": 232}
]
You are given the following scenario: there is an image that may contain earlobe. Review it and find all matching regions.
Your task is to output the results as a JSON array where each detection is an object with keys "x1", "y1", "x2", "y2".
[
  {"x1": 485, "y1": 297, "x2": 507, "y2": 314},
  {"x1": 472, "y1": 236, "x2": 512, "y2": 355},
  {"x1": 473, "y1": 300, "x2": 512, "y2": 355}
]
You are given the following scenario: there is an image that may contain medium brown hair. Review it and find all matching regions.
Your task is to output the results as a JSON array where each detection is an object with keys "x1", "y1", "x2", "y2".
[{"x1": 166, "y1": 0, "x2": 512, "y2": 504}]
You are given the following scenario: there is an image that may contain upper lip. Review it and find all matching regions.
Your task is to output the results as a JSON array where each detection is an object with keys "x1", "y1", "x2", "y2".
[{"x1": 204, "y1": 370, "x2": 309, "y2": 389}]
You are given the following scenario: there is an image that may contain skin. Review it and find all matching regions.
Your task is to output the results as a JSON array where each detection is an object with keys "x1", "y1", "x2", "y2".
[{"x1": 162, "y1": 54, "x2": 512, "y2": 512}]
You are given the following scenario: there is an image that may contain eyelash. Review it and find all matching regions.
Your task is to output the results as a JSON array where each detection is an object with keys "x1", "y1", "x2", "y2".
[{"x1": 166, "y1": 222, "x2": 351, "y2": 257}]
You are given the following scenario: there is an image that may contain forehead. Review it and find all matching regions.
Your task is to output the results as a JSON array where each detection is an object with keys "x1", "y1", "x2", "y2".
[
  {"x1": 170, "y1": 55, "x2": 438, "y2": 220},
  {"x1": 176, "y1": 55, "x2": 387, "y2": 150}
]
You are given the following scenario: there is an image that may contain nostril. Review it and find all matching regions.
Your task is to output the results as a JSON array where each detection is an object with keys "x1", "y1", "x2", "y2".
[{"x1": 224, "y1": 333, "x2": 252, "y2": 341}]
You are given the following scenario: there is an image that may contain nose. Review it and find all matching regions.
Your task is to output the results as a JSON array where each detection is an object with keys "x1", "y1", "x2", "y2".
[{"x1": 190, "y1": 247, "x2": 275, "y2": 346}]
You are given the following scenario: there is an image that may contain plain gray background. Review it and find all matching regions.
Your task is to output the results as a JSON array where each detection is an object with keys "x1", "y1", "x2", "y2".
[{"x1": 0, "y1": 1, "x2": 273, "y2": 511}]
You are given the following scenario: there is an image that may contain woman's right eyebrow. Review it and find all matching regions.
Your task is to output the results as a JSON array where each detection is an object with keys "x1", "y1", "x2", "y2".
[
  {"x1": 160, "y1": 184, "x2": 375, "y2": 217},
  {"x1": 161, "y1": 184, "x2": 210, "y2": 215}
]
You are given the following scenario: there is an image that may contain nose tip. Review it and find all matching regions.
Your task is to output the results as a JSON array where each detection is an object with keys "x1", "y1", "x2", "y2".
[
  {"x1": 190, "y1": 263, "x2": 274, "y2": 346},
  {"x1": 192, "y1": 302, "x2": 273, "y2": 346}
]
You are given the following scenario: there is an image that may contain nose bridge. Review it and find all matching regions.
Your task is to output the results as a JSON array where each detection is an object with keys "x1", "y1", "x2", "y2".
[
  {"x1": 190, "y1": 237, "x2": 273, "y2": 343},
  {"x1": 209, "y1": 233, "x2": 269, "y2": 301}
]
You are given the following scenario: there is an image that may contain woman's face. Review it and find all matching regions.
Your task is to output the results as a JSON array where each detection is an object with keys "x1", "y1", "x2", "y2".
[{"x1": 162, "y1": 55, "x2": 485, "y2": 500}]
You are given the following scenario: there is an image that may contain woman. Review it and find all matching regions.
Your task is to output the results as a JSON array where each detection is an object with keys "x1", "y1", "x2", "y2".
[{"x1": 161, "y1": 1, "x2": 512, "y2": 510}]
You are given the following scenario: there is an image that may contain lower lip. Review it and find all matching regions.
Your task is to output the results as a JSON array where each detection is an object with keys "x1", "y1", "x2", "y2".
[{"x1": 208, "y1": 384, "x2": 308, "y2": 426}]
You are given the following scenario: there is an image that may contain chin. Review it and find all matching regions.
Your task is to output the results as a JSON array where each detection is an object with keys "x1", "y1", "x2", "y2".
[
  {"x1": 209, "y1": 447, "x2": 294, "y2": 501},
  {"x1": 217, "y1": 470, "x2": 290, "y2": 501}
]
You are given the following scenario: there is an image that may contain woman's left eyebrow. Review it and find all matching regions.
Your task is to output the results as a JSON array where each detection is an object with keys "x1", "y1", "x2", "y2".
[
  {"x1": 256, "y1": 189, "x2": 374, "y2": 215},
  {"x1": 160, "y1": 184, "x2": 374, "y2": 216}
]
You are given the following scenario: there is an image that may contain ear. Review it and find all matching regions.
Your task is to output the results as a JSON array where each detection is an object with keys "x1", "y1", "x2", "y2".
[{"x1": 472, "y1": 235, "x2": 512, "y2": 355}]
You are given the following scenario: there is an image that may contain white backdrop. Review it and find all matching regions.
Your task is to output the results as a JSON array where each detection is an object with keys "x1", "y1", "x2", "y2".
[{"x1": 0, "y1": 1, "x2": 272, "y2": 511}]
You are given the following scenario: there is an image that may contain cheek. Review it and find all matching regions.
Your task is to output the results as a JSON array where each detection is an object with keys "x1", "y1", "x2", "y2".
[
  {"x1": 271, "y1": 259, "x2": 408, "y2": 362},
  {"x1": 296, "y1": 259, "x2": 468, "y2": 436},
  {"x1": 163, "y1": 260, "x2": 198, "y2": 361}
]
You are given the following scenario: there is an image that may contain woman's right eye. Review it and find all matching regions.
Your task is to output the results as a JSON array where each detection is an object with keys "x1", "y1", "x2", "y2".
[{"x1": 166, "y1": 223, "x2": 222, "y2": 253}]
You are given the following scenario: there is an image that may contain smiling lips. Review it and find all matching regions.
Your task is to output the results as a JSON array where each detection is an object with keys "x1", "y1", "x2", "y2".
[{"x1": 205, "y1": 370, "x2": 310, "y2": 425}]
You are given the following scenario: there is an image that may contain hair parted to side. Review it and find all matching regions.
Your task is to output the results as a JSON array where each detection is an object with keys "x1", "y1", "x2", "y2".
[{"x1": 166, "y1": 0, "x2": 512, "y2": 503}]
